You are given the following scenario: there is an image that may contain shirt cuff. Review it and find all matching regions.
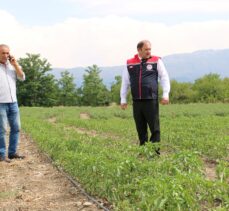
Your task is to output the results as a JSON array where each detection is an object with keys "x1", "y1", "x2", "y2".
[
  {"x1": 121, "y1": 98, "x2": 127, "y2": 104},
  {"x1": 18, "y1": 72, "x2": 26, "y2": 81},
  {"x1": 162, "y1": 92, "x2": 169, "y2": 100}
]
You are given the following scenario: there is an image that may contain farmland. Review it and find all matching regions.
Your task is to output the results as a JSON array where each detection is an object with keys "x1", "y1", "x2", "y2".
[{"x1": 20, "y1": 104, "x2": 229, "y2": 210}]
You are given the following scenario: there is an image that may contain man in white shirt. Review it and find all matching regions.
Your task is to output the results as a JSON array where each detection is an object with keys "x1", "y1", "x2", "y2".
[
  {"x1": 0, "y1": 44, "x2": 26, "y2": 162},
  {"x1": 120, "y1": 40, "x2": 170, "y2": 154}
]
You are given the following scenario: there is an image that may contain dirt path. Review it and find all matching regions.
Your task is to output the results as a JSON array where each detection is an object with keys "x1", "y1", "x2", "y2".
[{"x1": 0, "y1": 132, "x2": 104, "y2": 211}]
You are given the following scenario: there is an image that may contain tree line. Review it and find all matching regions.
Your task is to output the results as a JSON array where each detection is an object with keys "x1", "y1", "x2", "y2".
[{"x1": 17, "y1": 54, "x2": 229, "y2": 107}]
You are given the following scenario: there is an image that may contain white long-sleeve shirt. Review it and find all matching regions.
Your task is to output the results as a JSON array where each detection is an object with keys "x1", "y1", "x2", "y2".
[
  {"x1": 0, "y1": 62, "x2": 25, "y2": 103},
  {"x1": 120, "y1": 58, "x2": 170, "y2": 104}
]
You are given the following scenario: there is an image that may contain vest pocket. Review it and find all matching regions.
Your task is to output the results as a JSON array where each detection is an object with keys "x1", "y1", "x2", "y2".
[
  {"x1": 131, "y1": 85, "x2": 139, "y2": 99},
  {"x1": 142, "y1": 86, "x2": 158, "y2": 99}
]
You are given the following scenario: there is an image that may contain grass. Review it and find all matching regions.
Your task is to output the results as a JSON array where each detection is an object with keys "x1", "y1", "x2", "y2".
[
  {"x1": 0, "y1": 191, "x2": 18, "y2": 199},
  {"x1": 20, "y1": 103, "x2": 229, "y2": 210}
]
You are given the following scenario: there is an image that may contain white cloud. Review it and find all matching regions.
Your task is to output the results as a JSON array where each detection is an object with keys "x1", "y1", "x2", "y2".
[
  {"x1": 68, "y1": 0, "x2": 229, "y2": 14},
  {"x1": 1, "y1": 10, "x2": 229, "y2": 67}
]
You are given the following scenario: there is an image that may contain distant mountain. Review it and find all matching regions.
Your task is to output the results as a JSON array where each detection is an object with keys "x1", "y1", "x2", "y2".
[
  {"x1": 163, "y1": 49, "x2": 229, "y2": 81},
  {"x1": 51, "y1": 49, "x2": 229, "y2": 87}
]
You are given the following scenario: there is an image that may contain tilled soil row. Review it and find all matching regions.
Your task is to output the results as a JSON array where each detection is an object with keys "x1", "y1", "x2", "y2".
[{"x1": 0, "y1": 132, "x2": 107, "y2": 211}]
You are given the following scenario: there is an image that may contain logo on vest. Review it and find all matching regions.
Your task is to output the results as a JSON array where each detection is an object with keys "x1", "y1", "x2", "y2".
[{"x1": 146, "y1": 64, "x2": 153, "y2": 71}]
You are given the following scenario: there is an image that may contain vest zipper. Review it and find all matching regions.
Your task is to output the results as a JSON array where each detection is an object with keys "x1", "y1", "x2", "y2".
[{"x1": 139, "y1": 64, "x2": 142, "y2": 99}]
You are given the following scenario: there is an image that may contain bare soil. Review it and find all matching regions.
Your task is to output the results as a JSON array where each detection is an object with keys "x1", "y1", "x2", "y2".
[
  {"x1": 0, "y1": 132, "x2": 104, "y2": 211},
  {"x1": 79, "y1": 113, "x2": 90, "y2": 120},
  {"x1": 203, "y1": 158, "x2": 217, "y2": 181}
]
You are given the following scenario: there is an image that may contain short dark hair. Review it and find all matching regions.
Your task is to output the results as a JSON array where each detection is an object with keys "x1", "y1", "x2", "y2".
[{"x1": 137, "y1": 40, "x2": 150, "y2": 50}]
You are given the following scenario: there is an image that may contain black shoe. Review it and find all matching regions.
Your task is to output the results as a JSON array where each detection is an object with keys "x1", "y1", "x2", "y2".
[
  {"x1": 0, "y1": 156, "x2": 11, "y2": 163},
  {"x1": 8, "y1": 153, "x2": 25, "y2": 160},
  {"x1": 155, "y1": 148, "x2": 160, "y2": 156}
]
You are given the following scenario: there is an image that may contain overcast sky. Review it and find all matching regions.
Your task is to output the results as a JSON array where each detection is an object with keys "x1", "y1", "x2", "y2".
[{"x1": 0, "y1": 0, "x2": 229, "y2": 67}]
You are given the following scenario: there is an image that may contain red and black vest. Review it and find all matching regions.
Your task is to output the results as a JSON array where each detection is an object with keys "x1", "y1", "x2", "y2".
[{"x1": 127, "y1": 54, "x2": 160, "y2": 100}]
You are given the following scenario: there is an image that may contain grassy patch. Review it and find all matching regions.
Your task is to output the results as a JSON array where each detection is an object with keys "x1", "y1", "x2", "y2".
[{"x1": 20, "y1": 104, "x2": 229, "y2": 210}]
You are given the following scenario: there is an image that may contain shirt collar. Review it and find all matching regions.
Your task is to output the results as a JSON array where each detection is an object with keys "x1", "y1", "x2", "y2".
[
  {"x1": 137, "y1": 54, "x2": 152, "y2": 61},
  {"x1": 0, "y1": 61, "x2": 10, "y2": 67}
]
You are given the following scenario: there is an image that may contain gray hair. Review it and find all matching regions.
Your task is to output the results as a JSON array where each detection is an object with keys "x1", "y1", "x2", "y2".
[{"x1": 0, "y1": 44, "x2": 9, "y2": 49}]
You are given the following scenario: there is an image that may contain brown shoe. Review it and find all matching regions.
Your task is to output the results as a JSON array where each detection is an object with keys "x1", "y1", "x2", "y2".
[
  {"x1": 0, "y1": 156, "x2": 11, "y2": 163},
  {"x1": 8, "y1": 153, "x2": 25, "y2": 160}
]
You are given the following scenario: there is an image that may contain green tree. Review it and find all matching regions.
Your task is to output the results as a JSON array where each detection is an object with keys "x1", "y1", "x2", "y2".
[
  {"x1": 110, "y1": 76, "x2": 121, "y2": 104},
  {"x1": 17, "y1": 54, "x2": 58, "y2": 106},
  {"x1": 222, "y1": 77, "x2": 229, "y2": 103},
  {"x1": 170, "y1": 80, "x2": 196, "y2": 103},
  {"x1": 82, "y1": 65, "x2": 110, "y2": 106},
  {"x1": 58, "y1": 71, "x2": 79, "y2": 106},
  {"x1": 193, "y1": 73, "x2": 224, "y2": 103},
  {"x1": 111, "y1": 75, "x2": 132, "y2": 104}
]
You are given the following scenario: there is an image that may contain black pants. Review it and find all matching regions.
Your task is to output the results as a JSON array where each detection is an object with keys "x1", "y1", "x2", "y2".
[{"x1": 133, "y1": 100, "x2": 160, "y2": 145}]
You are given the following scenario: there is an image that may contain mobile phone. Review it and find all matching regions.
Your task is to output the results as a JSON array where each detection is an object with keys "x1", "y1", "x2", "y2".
[{"x1": 8, "y1": 55, "x2": 14, "y2": 62}]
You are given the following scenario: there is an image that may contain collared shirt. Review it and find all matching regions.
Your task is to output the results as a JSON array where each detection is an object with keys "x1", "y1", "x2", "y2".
[
  {"x1": 120, "y1": 58, "x2": 170, "y2": 104},
  {"x1": 0, "y1": 62, "x2": 25, "y2": 103}
]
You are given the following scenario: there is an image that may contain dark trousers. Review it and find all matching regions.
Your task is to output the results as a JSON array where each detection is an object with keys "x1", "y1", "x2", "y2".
[{"x1": 133, "y1": 100, "x2": 160, "y2": 145}]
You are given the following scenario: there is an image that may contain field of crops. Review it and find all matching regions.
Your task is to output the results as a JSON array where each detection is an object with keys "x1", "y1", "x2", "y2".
[{"x1": 20, "y1": 104, "x2": 229, "y2": 210}]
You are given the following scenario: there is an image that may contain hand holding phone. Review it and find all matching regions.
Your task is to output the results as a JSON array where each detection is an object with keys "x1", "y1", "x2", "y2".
[{"x1": 8, "y1": 55, "x2": 15, "y2": 63}]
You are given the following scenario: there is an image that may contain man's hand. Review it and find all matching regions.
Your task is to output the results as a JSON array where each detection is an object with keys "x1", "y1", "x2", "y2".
[
  {"x1": 160, "y1": 98, "x2": 169, "y2": 105},
  {"x1": 120, "y1": 103, "x2": 128, "y2": 110},
  {"x1": 9, "y1": 55, "x2": 17, "y2": 66},
  {"x1": 9, "y1": 54, "x2": 25, "y2": 79}
]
